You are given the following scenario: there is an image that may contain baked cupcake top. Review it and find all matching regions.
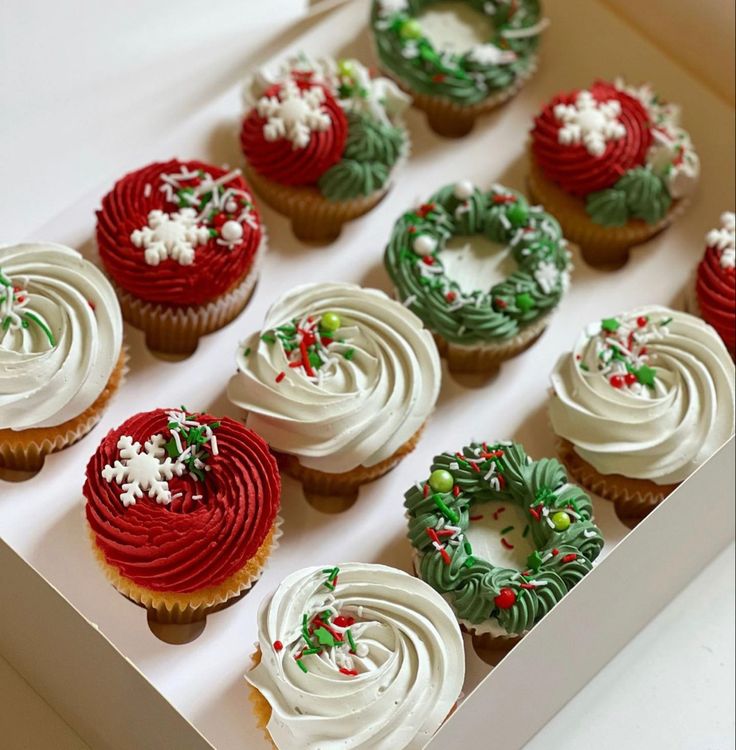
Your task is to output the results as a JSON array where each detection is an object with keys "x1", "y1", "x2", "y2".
[
  {"x1": 549, "y1": 306, "x2": 735, "y2": 485},
  {"x1": 384, "y1": 180, "x2": 570, "y2": 345},
  {"x1": 404, "y1": 441, "x2": 603, "y2": 636},
  {"x1": 371, "y1": 0, "x2": 546, "y2": 106},
  {"x1": 84, "y1": 408, "x2": 280, "y2": 594},
  {"x1": 0, "y1": 243, "x2": 122, "y2": 431},
  {"x1": 246, "y1": 563, "x2": 464, "y2": 750},
  {"x1": 696, "y1": 212, "x2": 735, "y2": 356},
  {"x1": 531, "y1": 79, "x2": 699, "y2": 226},
  {"x1": 241, "y1": 54, "x2": 410, "y2": 200},
  {"x1": 96, "y1": 159, "x2": 263, "y2": 306},
  {"x1": 227, "y1": 282, "x2": 440, "y2": 473}
]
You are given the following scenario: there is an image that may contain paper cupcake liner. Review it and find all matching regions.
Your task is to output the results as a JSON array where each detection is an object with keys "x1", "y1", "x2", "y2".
[
  {"x1": 527, "y1": 160, "x2": 688, "y2": 267},
  {"x1": 248, "y1": 648, "x2": 278, "y2": 750},
  {"x1": 244, "y1": 163, "x2": 390, "y2": 244},
  {"x1": 114, "y1": 234, "x2": 266, "y2": 355},
  {"x1": 89, "y1": 515, "x2": 284, "y2": 624},
  {"x1": 556, "y1": 437, "x2": 679, "y2": 519},
  {"x1": 0, "y1": 346, "x2": 128, "y2": 472},
  {"x1": 276, "y1": 424, "x2": 425, "y2": 513},
  {"x1": 379, "y1": 56, "x2": 538, "y2": 139},
  {"x1": 433, "y1": 314, "x2": 550, "y2": 374}
]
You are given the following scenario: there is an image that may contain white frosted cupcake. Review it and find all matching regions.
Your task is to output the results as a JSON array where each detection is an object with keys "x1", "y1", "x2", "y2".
[
  {"x1": 0, "y1": 243, "x2": 125, "y2": 471},
  {"x1": 227, "y1": 282, "x2": 441, "y2": 511},
  {"x1": 246, "y1": 563, "x2": 465, "y2": 750},
  {"x1": 549, "y1": 306, "x2": 735, "y2": 517}
]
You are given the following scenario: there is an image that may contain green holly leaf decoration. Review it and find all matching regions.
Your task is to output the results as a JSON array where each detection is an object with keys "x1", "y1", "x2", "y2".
[
  {"x1": 601, "y1": 318, "x2": 620, "y2": 333},
  {"x1": 313, "y1": 627, "x2": 337, "y2": 648},
  {"x1": 634, "y1": 364, "x2": 657, "y2": 388}
]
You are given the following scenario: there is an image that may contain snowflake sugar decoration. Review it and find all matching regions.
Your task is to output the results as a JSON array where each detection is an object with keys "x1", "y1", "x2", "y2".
[
  {"x1": 534, "y1": 260, "x2": 561, "y2": 294},
  {"x1": 467, "y1": 44, "x2": 517, "y2": 66},
  {"x1": 377, "y1": 0, "x2": 408, "y2": 16},
  {"x1": 102, "y1": 435, "x2": 184, "y2": 507},
  {"x1": 554, "y1": 90, "x2": 626, "y2": 157},
  {"x1": 706, "y1": 212, "x2": 735, "y2": 270},
  {"x1": 131, "y1": 208, "x2": 210, "y2": 266},
  {"x1": 257, "y1": 79, "x2": 331, "y2": 149}
]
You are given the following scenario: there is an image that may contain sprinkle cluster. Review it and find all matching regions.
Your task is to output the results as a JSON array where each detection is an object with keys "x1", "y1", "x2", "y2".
[
  {"x1": 164, "y1": 407, "x2": 221, "y2": 482},
  {"x1": 706, "y1": 211, "x2": 735, "y2": 271},
  {"x1": 0, "y1": 269, "x2": 55, "y2": 346}
]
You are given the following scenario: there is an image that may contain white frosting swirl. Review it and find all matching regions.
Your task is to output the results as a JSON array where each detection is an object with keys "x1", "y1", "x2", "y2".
[
  {"x1": 246, "y1": 563, "x2": 464, "y2": 750},
  {"x1": 549, "y1": 305, "x2": 735, "y2": 484},
  {"x1": 227, "y1": 283, "x2": 440, "y2": 472},
  {"x1": 0, "y1": 243, "x2": 123, "y2": 430}
]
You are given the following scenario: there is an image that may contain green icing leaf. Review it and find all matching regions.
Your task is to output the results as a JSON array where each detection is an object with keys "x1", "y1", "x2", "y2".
[
  {"x1": 586, "y1": 187, "x2": 628, "y2": 227},
  {"x1": 616, "y1": 166, "x2": 672, "y2": 225}
]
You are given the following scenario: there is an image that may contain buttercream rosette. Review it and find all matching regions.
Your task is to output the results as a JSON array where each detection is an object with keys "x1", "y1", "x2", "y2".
[
  {"x1": 227, "y1": 282, "x2": 440, "y2": 511},
  {"x1": 528, "y1": 79, "x2": 699, "y2": 266},
  {"x1": 246, "y1": 563, "x2": 465, "y2": 750},
  {"x1": 549, "y1": 306, "x2": 735, "y2": 517},
  {"x1": 240, "y1": 53, "x2": 411, "y2": 242},
  {"x1": 96, "y1": 158, "x2": 266, "y2": 354},
  {"x1": 370, "y1": 0, "x2": 546, "y2": 138},
  {"x1": 84, "y1": 408, "x2": 281, "y2": 622},
  {"x1": 0, "y1": 242, "x2": 125, "y2": 472},
  {"x1": 693, "y1": 212, "x2": 735, "y2": 358}
]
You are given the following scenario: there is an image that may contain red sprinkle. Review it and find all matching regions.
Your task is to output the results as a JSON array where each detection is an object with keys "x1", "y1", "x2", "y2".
[
  {"x1": 494, "y1": 298, "x2": 508, "y2": 309},
  {"x1": 501, "y1": 537, "x2": 514, "y2": 550},
  {"x1": 562, "y1": 553, "x2": 578, "y2": 563},
  {"x1": 432, "y1": 73, "x2": 446, "y2": 83},
  {"x1": 492, "y1": 194, "x2": 516, "y2": 205},
  {"x1": 452, "y1": 485, "x2": 461, "y2": 497},
  {"x1": 275, "y1": 372, "x2": 286, "y2": 383},
  {"x1": 494, "y1": 588, "x2": 517, "y2": 609},
  {"x1": 333, "y1": 616, "x2": 355, "y2": 628},
  {"x1": 436, "y1": 529, "x2": 455, "y2": 537},
  {"x1": 493, "y1": 507, "x2": 506, "y2": 520},
  {"x1": 422, "y1": 256, "x2": 435, "y2": 266},
  {"x1": 273, "y1": 640, "x2": 283, "y2": 651},
  {"x1": 417, "y1": 203, "x2": 435, "y2": 217},
  {"x1": 529, "y1": 506, "x2": 541, "y2": 521},
  {"x1": 637, "y1": 316, "x2": 648, "y2": 327},
  {"x1": 469, "y1": 514, "x2": 484, "y2": 521},
  {"x1": 439, "y1": 547, "x2": 452, "y2": 565},
  {"x1": 423, "y1": 483, "x2": 430, "y2": 498},
  {"x1": 552, "y1": 548, "x2": 560, "y2": 556},
  {"x1": 520, "y1": 583, "x2": 536, "y2": 590},
  {"x1": 408, "y1": 225, "x2": 417, "y2": 234},
  {"x1": 445, "y1": 291, "x2": 457, "y2": 302},
  {"x1": 624, "y1": 372, "x2": 637, "y2": 385},
  {"x1": 339, "y1": 667, "x2": 358, "y2": 676},
  {"x1": 87, "y1": 299, "x2": 96, "y2": 310}
]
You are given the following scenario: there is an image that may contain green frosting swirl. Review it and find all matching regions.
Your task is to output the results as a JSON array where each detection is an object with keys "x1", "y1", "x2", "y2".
[
  {"x1": 404, "y1": 441, "x2": 604, "y2": 634},
  {"x1": 371, "y1": 0, "x2": 542, "y2": 107},
  {"x1": 317, "y1": 111, "x2": 405, "y2": 201},
  {"x1": 586, "y1": 167, "x2": 672, "y2": 227},
  {"x1": 384, "y1": 182, "x2": 570, "y2": 345}
]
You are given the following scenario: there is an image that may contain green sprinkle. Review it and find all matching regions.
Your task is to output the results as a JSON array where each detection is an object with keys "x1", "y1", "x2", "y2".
[
  {"x1": 516, "y1": 292, "x2": 535, "y2": 312},
  {"x1": 1, "y1": 316, "x2": 10, "y2": 331},
  {"x1": 500, "y1": 525, "x2": 514, "y2": 535},
  {"x1": 347, "y1": 629, "x2": 357, "y2": 653},
  {"x1": 343, "y1": 348, "x2": 356, "y2": 361},
  {"x1": 243, "y1": 347, "x2": 251, "y2": 356},
  {"x1": 464, "y1": 556, "x2": 475, "y2": 568},
  {"x1": 522, "y1": 524, "x2": 530, "y2": 538},
  {"x1": 296, "y1": 659, "x2": 308, "y2": 674},
  {"x1": 579, "y1": 362, "x2": 590, "y2": 371},
  {"x1": 601, "y1": 317, "x2": 620, "y2": 333},
  {"x1": 432, "y1": 494, "x2": 459, "y2": 524},
  {"x1": 302, "y1": 647, "x2": 321, "y2": 656},
  {"x1": 660, "y1": 317, "x2": 673, "y2": 327},
  {"x1": 463, "y1": 541, "x2": 473, "y2": 555},
  {"x1": 0, "y1": 270, "x2": 11, "y2": 287},
  {"x1": 23, "y1": 311, "x2": 55, "y2": 347},
  {"x1": 260, "y1": 333, "x2": 276, "y2": 344}
]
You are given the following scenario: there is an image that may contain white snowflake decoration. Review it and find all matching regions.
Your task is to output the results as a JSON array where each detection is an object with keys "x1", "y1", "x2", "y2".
[
  {"x1": 706, "y1": 212, "x2": 735, "y2": 270},
  {"x1": 467, "y1": 44, "x2": 517, "y2": 66},
  {"x1": 554, "y1": 90, "x2": 626, "y2": 157},
  {"x1": 131, "y1": 208, "x2": 210, "y2": 266},
  {"x1": 257, "y1": 79, "x2": 331, "y2": 149},
  {"x1": 378, "y1": 0, "x2": 408, "y2": 15},
  {"x1": 534, "y1": 260, "x2": 560, "y2": 294},
  {"x1": 102, "y1": 435, "x2": 184, "y2": 507}
]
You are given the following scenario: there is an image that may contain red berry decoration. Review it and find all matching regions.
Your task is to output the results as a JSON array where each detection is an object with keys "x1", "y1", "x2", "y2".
[
  {"x1": 637, "y1": 316, "x2": 648, "y2": 327},
  {"x1": 494, "y1": 587, "x2": 517, "y2": 610},
  {"x1": 273, "y1": 640, "x2": 284, "y2": 651},
  {"x1": 609, "y1": 374, "x2": 625, "y2": 388},
  {"x1": 624, "y1": 372, "x2": 637, "y2": 385}
]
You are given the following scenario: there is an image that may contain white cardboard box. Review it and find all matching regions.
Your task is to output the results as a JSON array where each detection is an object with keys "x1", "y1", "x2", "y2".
[{"x1": 1, "y1": 1, "x2": 734, "y2": 748}]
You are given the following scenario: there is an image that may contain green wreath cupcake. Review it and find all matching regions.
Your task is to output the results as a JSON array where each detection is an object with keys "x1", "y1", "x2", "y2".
[
  {"x1": 371, "y1": 0, "x2": 546, "y2": 137},
  {"x1": 404, "y1": 440, "x2": 603, "y2": 652},
  {"x1": 384, "y1": 179, "x2": 571, "y2": 373}
]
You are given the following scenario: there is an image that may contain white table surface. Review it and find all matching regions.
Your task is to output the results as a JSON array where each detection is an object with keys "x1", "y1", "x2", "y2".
[{"x1": 1, "y1": 1, "x2": 734, "y2": 748}]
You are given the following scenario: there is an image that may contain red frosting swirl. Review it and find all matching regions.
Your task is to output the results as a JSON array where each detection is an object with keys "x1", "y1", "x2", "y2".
[
  {"x1": 696, "y1": 246, "x2": 736, "y2": 357},
  {"x1": 530, "y1": 81, "x2": 652, "y2": 197},
  {"x1": 240, "y1": 79, "x2": 347, "y2": 186},
  {"x1": 84, "y1": 409, "x2": 281, "y2": 593},
  {"x1": 96, "y1": 160, "x2": 262, "y2": 306}
]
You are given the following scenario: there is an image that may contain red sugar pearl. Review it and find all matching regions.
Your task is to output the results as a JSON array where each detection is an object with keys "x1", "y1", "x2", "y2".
[
  {"x1": 637, "y1": 316, "x2": 648, "y2": 327},
  {"x1": 609, "y1": 374, "x2": 625, "y2": 388}
]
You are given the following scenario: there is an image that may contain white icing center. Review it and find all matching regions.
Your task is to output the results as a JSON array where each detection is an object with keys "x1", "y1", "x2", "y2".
[
  {"x1": 417, "y1": 2, "x2": 493, "y2": 55},
  {"x1": 464, "y1": 501, "x2": 535, "y2": 570},
  {"x1": 438, "y1": 234, "x2": 516, "y2": 295}
]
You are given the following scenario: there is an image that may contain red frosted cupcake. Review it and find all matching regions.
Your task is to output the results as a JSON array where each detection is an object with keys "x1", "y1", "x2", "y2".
[
  {"x1": 240, "y1": 54, "x2": 411, "y2": 243},
  {"x1": 84, "y1": 408, "x2": 281, "y2": 623},
  {"x1": 527, "y1": 79, "x2": 699, "y2": 267},
  {"x1": 694, "y1": 212, "x2": 735, "y2": 357},
  {"x1": 96, "y1": 159, "x2": 266, "y2": 354}
]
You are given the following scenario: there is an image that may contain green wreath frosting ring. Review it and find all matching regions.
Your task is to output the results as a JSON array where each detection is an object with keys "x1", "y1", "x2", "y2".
[
  {"x1": 384, "y1": 181, "x2": 571, "y2": 345},
  {"x1": 371, "y1": 0, "x2": 545, "y2": 107},
  {"x1": 404, "y1": 441, "x2": 604, "y2": 635}
]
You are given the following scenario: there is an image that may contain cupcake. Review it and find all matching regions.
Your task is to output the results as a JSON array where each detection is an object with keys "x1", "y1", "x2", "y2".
[
  {"x1": 691, "y1": 212, "x2": 735, "y2": 358},
  {"x1": 227, "y1": 282, "x2": 440, "y2": 512},
  {"x1": 84, "y1": 407, "x2": 281, "y2": 623},
  {"x1": 246, "y1": 563, "x2": 465, "y2": 750},
  {"x1": 404, "y1": 440, "x2": 603, "y2": 655},
  {"x1": 549, "y1": 306, "x2": 735, "y2": 519},
  {"x1": 0, "y1": 243, "x2": 125, "y2": 472},
  {"x1": 371, "y1": 0, "x2": 546, "y2": 137},
  {"x1": 528, "y1": 79, "x2": 699, "y2": 267},
  {"x1": 240, "y1": 54, "x2": 410, "y2": 243},
  {"x1": 96, "y1": 159, "x2": 265, "y2": 354},
  {"x1": 384, "y1": 180, "x2": 571, "y2": 373}
]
